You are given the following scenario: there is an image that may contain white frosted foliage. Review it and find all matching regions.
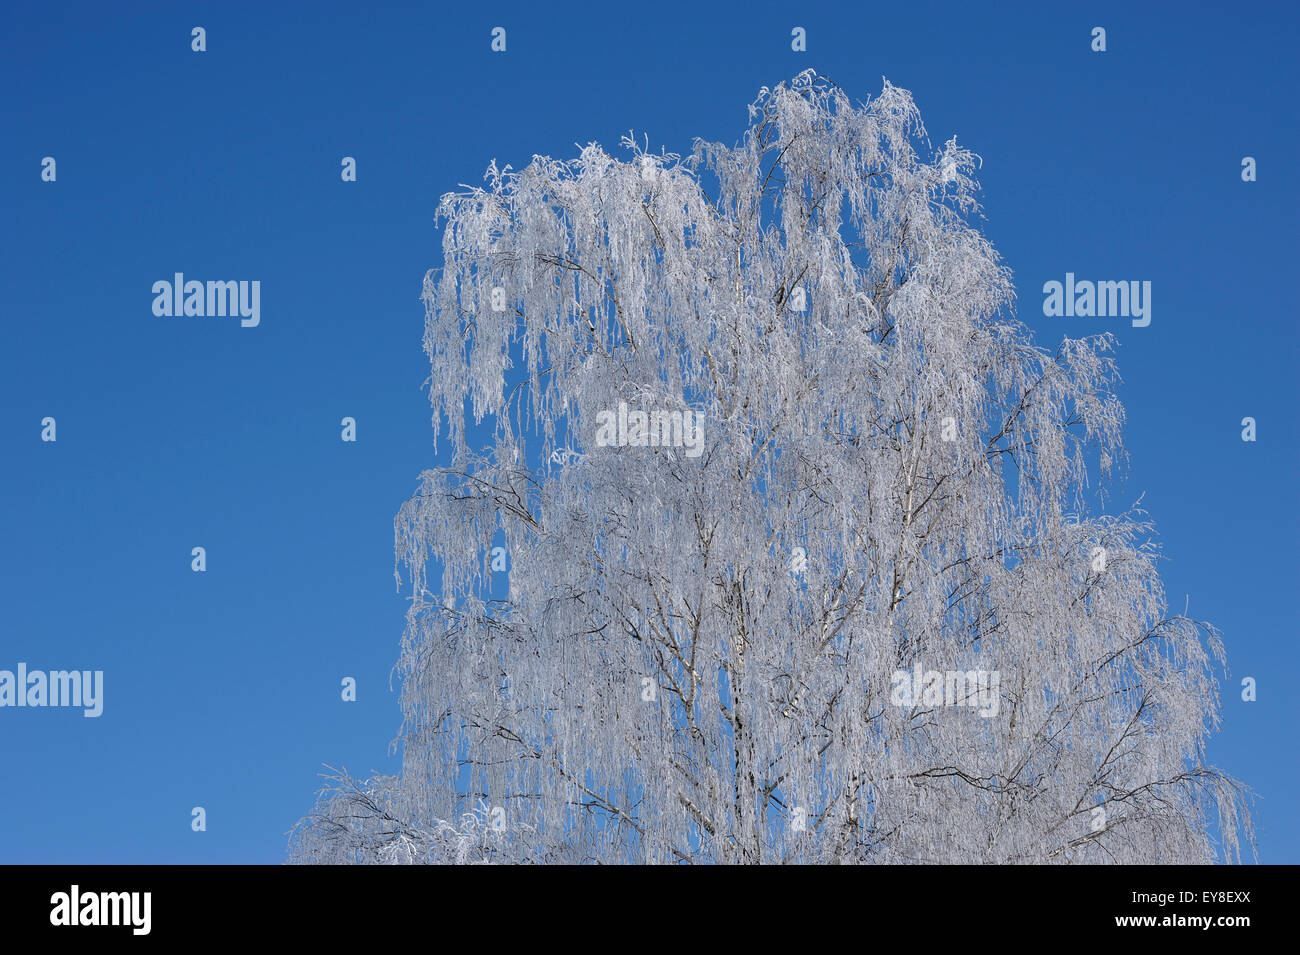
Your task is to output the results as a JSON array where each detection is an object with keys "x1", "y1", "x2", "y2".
[{"x1": 291, "y1": 72, "x2": 1251, "y2": 865}]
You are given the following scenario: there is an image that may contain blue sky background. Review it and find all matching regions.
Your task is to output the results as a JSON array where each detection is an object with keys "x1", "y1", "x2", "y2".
[{"x1": 1, "y1": 0, "x2": 1295, "y2": 863}]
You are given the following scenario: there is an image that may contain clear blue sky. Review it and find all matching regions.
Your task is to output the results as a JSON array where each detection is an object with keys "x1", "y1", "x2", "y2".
[{"x1": 1, "y1": 0, "x2": 1295, "y2": 863}]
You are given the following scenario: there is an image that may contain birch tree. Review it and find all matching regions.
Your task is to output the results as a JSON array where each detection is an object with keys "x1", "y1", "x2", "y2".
[{"x1": 290, "y1": 70, "x2": 1253, "y2": 864}]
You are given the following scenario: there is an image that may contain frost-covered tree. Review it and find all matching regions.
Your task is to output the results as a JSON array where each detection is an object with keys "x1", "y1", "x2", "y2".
[{"x1": 290, "y1": 70, "x2": 1252, "y2": 865}]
